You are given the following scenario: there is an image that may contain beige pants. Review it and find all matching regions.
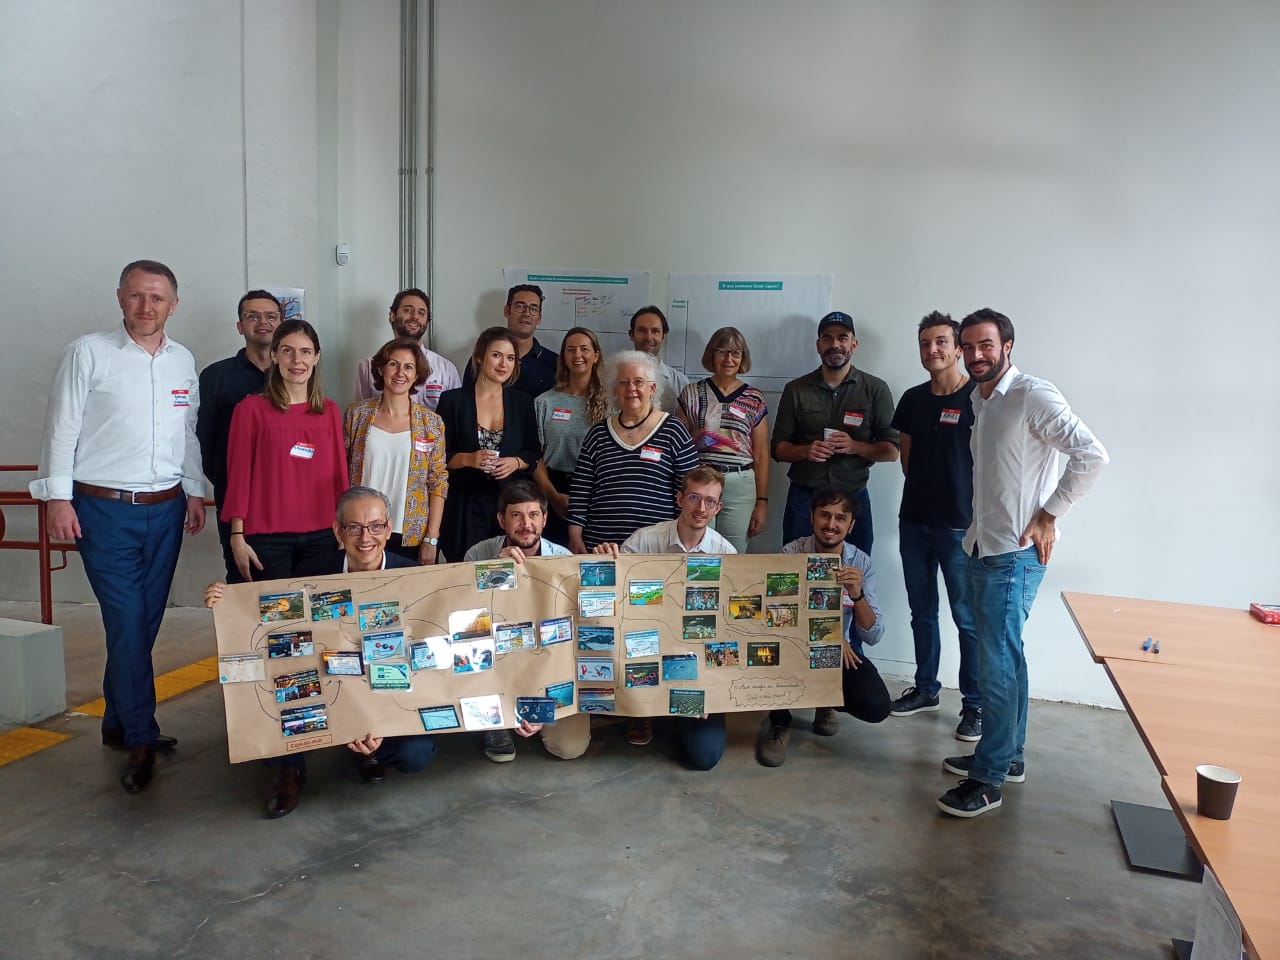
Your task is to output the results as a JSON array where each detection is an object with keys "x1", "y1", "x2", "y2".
[{"x1": 539, "y1": 712, "x2": 591, "y2": 759}]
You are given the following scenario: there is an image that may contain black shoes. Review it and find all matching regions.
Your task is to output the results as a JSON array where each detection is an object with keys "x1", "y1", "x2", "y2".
[
  {"x1": 120, "y1": 746, "x2": 156, "y2": 794},
  {"x1": 955, "y1": 706, "x2": 983, "y2": 742},
  {"x1": 358, "y1": 755, "x2": 387, "y2": 784},
  {"x1": 889, "y1": 686, "x2": 941, "y2": 716},
  {"x1": 942, "y1": 753, "x2": 1025, "y2": 783},
  {"x1": 103, "y1": 729, "x2": 177, "y2": 751},
  {"x1": 266, "y1": 767, "x2": 306, "y2": 819},
  {"x1": 937, "y1": 778, "x2": 1002, "y2": 818}
]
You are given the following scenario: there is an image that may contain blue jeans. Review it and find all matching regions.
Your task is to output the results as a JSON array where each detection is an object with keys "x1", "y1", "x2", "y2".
[
  {"x1": 269, "y1": 734, "x2": 438, "y2": 772},
  {"x1": 968, "y1": 546, "x2": 1046, "y2": 786},
  {"x1": 899, "y1": 520, "x2": 981, "y2": 708},
  {"x1": 678, "y1": 714, "x2": 726, "y2": 770},
  {"x1": 75, "y1": 493, "x2": 187, "y2": 748},
  {"x1": 782, "y1": 485, "x2": 873, "y2": 556}
]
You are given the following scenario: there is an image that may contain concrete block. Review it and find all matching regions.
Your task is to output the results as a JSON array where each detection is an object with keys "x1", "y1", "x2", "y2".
[{"x1": 0, "y1": 618, "x2": 66, "y2": 725}]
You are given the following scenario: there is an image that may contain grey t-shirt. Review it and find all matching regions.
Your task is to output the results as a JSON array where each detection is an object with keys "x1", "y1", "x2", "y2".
[{"x1": 534, "y1": 390, "x2": 592, "y2": 473}]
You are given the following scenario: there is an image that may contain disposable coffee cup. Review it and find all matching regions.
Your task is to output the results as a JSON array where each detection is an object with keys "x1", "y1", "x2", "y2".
[
  {"x1": 1195, "y1": 764, "x2": 1242, "y2": 820},
  {"x1": 822, "y1": 428, "x2": 839, "y2": 442}
]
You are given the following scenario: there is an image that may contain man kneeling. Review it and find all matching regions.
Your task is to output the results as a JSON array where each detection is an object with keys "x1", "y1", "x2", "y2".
[
  {"x1": 758, "y1": 486, "x2": 891, "y2": 766},
  {"x1": 206, "y1": 486, "x2": 437, "y2": 818}
]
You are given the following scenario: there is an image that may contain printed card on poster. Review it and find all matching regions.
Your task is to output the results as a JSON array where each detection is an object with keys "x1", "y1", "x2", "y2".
[
  {"x1": 704, "y1": 641, "x2": 739, "y2": 667},
  {"x1": 747, "y1": 641, "x2": 780, "y2": 666},
  {"x1": 577, "y1": 625, "x2": 615, "y2": 652},
  {"x1": 686, "y1": 556, "x2": 721, "y2": 582},
  {"x1": 219, "y1": 654, "x2": 265, "y2": 684},
  {"x1": 684, "y1": 586, "x2": 719, "y2": 611},
  {"x1": 727, "y1": 595, "x2": 761, "y2": 619},
  {"x1": 474, "y1": 560, "x2": 517, "y2": 591},
  {"x1": 624, "y1": 661, "x2": 659, "y2": 688},
  {"x1": 322, "y1": 650, "x2": 363, "y2": 676},
  {"x1": 662, "y1": 653, "x2": 699, "y2": 681},
  {"x1": 450, "y1": 608, "x2": 493, "y2": 641},
  {"x1": 308, "y1": 589, "x2": 352, "y2": 621},
  {"x1": 580, "y1": 560, "x2": 616, "y2": 587},
  {"x1": 495, "y1": 621, "x2": 535, "y2": 653},
  {"x1": 809, "y1": 644, "x2": 841, "y2": 669},
  {"x1": 682, "y1": 614, "x2": 717, "y2": 640},
  {"x1": 409, "y1": 635, "x2": 451, "y2": 671},
  {"x1": 419, "y1": 705, "x2": 461, "y2": 731},
  {"x1": 806, "y1": 555, "x2": 839, "y2": 581},
  {"x1": 546, "y1": 680, "x2": 575, "y2": 707},
  {"x1": 628, "y1": 579, "x2": 664, "y2": 605},
  {"x1": 274, "y1": 668, "x2": 322, "y2": 703},
  {"x1": 515, "y1": 697, "x2": 557, "y2": 724},
  {"x1": 578, "y1": 590, "x2": 617, "y2": 619},
  {"x1": 578, "y1": 686, "x2": 616, "y2": 712},
  {"x1": 539, "y1": 616, "x2": 573, "y2": 646},
  {"x1": 459, "y1": 694, "x2": 504, "y2": 730},
  {"x1": 281, "y1": 702, "x2": 328, "y2": 737},
  {"x1": 362, "y1": 630, "x2": 405, "y2": 663},
  {"x1": 577, "y1": 657, "x2": 614, "y2": 682},
  {"x1": 624, "y1": 629, "x2": 660, "y2": 659},
  {"x1": 358, "y1": 600, "x2": 401, "y2": 631},
  {"x1": 669, "y1": 688, "x2": 705, "y2": 717},
  {"x1": 452, "y1": 637, "x2": 496, "y2": 674},
  {"x1": 267, "y1": 630, "x2": 314, "y2": 658},
  {"x1": 808, "y1": 616, "x2": 842, "y2": 645},
  {"x1": 260, "y1": 591, "x2": 305, "y2": 623},
  {"x1": 369, "y1": 662, "x2": 412, "y2": 691}
]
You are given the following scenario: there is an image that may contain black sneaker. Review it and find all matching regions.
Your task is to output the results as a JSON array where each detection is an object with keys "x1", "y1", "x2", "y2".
[
  {"x1": 937, "y1": 778, "x2": 1002, "y2": 818},
  {"x1": 942, "y1": 753, "x2": 1025, "y2": 783},
  {"x1": 889, "y1": 686, "x2": 940, "y2": 716},
  {"x1": 483, "y1": 730, "x2": 516, "y2": 763},
  {"x1": 955, "y1": 706, "x2": 982, "y2": 742}
]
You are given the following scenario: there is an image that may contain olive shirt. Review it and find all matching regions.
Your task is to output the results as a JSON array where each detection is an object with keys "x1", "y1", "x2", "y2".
[{"x1": 770, "y1": 364, "x2": 899, "y2": 493}]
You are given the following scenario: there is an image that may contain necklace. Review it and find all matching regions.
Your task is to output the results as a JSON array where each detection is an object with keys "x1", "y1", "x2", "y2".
[{"x1": 618, "y1": 408, "x2": 654, "y2": 431}]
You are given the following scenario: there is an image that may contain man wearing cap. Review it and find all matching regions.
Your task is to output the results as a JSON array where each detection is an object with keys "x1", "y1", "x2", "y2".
[
  {"x1": 771, "y1": 311, "x2": 899, "y2": 556},
  {"x1": 354, "y1": 288, "x2": 460, "y2": 410}
]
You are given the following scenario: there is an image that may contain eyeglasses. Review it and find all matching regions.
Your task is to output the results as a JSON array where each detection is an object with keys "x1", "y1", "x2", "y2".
[
  {"x1": 683, "y1": 493, "x2": 721, "y2": 509},
  {"x1": 340, "y1": 521, "x2": 389, "y2": 536},
  {"x1": 243, "y1": 311, "x2": 281, "y2": 323},
  {"x1": 713, "y1": 348, "x2": 744, "y2": 359},
  {"x1": 509, "y1": 302, "x2": 542, "y2": 316},
  {"x1": 617, "y1": 378, "x2": 653, "y2": 389}
]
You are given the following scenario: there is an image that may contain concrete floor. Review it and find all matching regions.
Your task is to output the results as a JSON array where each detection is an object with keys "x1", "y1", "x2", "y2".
[{"x1": 0, "y1": 601, "x2": 1198, "y2": 960}]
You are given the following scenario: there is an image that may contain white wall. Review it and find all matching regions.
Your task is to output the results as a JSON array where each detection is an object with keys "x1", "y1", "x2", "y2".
[
  {"x1": 2, "y1": 1, "x2": 1277, "y2": 705},
  {"x1": 429, "y1": 0, "x2": 1280, "y2": 705}
]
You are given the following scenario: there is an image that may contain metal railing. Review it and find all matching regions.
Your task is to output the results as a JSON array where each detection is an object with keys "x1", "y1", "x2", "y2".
[{"x1": 0, "y1": 465, "x2": 73, "y2": 625}]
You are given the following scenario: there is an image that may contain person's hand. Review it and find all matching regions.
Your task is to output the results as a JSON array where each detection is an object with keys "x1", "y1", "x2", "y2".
[
  {"x1": 489, "y1": 456, "x2": 520, "y2": 480},
  {"x1": 497, "y1": 545, "x2": 527, "y2": 564},
  {"x1": 473, "y1": 450, "x2": 499, "y2": 472},
  {"x1": 826, "y1": 431, "x2": 856, "y2": 455},
  {"x1": 837, "y1": 565, "x2": 864, "y2": 598},
  {"x1": 184, "y1": 495, "x2": 206, "y2": 534},
  {"x1": 46, "y1": 500, "x2": 81, "y2": 541},
  {"x1": 203, "y1": 581, "x2": 226, "y2": 608},
  {"x1": 747, "y1": 499, "x2": 767, "y2": 538},
  {"x1": 592, "y1": 542, "x2": 620, "y2": 557},
  {"x1": 806, "y1": 440, "x2": 834, "y2": 462},
  {"x1": 346, "y1": 733, "x2": 383, "y2": 755},
  {"x1": 230, "y1": 535, "x2": 263, "y2": 581},
  {"x1": 842, "y1": 640, "x2": 862, "y2": 670},
  {"x1": 514, "y1": 719, "x2": 542, "y2": 738},
  {"x1": 551, "y1": 491, "x2": 570, "y2": 520},
  {"x1": 417, "y1": 541, "x2": 438, "y2": 565},
  {"x1": 1020, "y1": 508, "x2": 1056, "y2": 564}
]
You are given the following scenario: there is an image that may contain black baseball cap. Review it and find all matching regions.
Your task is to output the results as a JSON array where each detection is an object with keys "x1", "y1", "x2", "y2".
[{"x1": 818, "y1": 311, "x2": 856, "y2": 336}]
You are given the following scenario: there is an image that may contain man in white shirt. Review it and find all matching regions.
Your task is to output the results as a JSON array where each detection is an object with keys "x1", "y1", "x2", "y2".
[
  {"x1": 354, "y1": 288, "x2": 460, "y2": 410},
  {"x1": 30, "y1": 260, "x2": 207, "y2": 795},
  {"x1": 629, "y1": 305, "x2": 690, "y2": 414},
  {"x1": 937, "y1": 308, "x2": 1108, "y2": 819},
  {"x1": 594, "y1": 465, "x2": 734, "y2": 763},
  {"x1": 462, "y1": 481, "x2": 586, "y2": 765}
]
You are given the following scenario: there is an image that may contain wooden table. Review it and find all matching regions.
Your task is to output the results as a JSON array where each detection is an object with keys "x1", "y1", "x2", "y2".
[{"x1": 1063, "y1": 592, "x2": 1280, "y2": 960}]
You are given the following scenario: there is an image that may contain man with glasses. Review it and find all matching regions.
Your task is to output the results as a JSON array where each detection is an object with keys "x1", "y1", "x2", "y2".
[
  {"x1": 629, "y1": 305, "x2": 689, "y2": 413},
  {"x1": 204, "y1": 486, "x2": 436, "y2": 819},
  {"x1": 354, "y1": 287, "x2": 460, "y2": 410},
  {"x1": 463, "y1": 284, "x2": 557, "y2": 397},
  {"x1": 592, "y1": 465, "x2": 734, "y2": 762},
  {"x1": 198, "y1": 290, "x2": 282, "y2": 583}
]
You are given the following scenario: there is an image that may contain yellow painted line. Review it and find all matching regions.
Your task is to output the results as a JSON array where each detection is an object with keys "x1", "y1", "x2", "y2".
[
  {"x1": 0, "y1": 727, "x2": 73, "y2": 765},
  {"x1": 72, "y1": 655, "x2": 221, "y2": 717}
]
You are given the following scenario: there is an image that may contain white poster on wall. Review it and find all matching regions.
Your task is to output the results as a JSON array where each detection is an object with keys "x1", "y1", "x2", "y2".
[
  {"x1": 503, "y1": 268, "x2": 652, "y2": 357},
  {"x1": 667, "y1": 273, "x2": 832, "y2": 391}
]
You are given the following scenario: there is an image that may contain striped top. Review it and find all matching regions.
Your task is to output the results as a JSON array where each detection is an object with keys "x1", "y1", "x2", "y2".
[
  {"x1": 677, "y1": 378, "x2": 768, "y2": 469},
  {"x1": 567, "y1": 413, "x2": 699, "y2": 547}
]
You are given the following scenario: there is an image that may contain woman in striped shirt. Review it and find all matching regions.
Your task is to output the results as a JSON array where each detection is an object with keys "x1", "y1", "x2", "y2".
[{"x1": 567, "y1": 351, "x2": 698, "y2": 553}]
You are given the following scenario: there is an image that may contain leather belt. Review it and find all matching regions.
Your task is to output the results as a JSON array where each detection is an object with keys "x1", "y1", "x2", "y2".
[
  {"x1": 73, "y1": 481, "x2": 184, "y2": 505},
  {"x1": 714, "y1": 463, "x2": 754, "y2": 473}
]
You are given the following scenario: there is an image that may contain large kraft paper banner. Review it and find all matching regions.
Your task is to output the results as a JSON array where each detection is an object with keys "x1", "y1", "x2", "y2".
[{"x1": 213, "y1": 552, "x2": 844, "y2": 762}]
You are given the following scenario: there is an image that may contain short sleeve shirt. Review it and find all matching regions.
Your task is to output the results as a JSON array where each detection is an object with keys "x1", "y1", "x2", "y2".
[
  {"x1": 677, "y1": 379, "x2": 768, "y2": 470},
  {"x1": 892, "y1": 379, "x2": 976, "y2": 529}
]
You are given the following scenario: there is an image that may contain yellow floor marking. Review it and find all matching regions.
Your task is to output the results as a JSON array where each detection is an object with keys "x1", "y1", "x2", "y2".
[
  {"x1": 0, "y1": 727, "x2": 73, "y2": 765},
  {"x1": 72, "y1": 656, "x2": 220, "y2": 716}
]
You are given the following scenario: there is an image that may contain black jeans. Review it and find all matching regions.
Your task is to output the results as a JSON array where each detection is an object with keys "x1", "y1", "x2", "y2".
[
  {"x1": 243, "y1": 529, "x2": 336, "y2": 581},
  {"x1": 769, "y1": 653, "x2": 891, "y2": 727}
]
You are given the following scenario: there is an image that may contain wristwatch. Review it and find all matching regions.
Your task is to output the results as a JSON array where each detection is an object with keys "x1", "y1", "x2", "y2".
[
  {"x1": 849, "y1": 592, "x2": 866, "y2": 603},
  {"x1": 423, "y1": 537, "x2": 439, "y2": 546}
]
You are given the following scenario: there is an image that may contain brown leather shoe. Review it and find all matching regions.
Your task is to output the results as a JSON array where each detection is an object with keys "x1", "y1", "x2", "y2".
[
  {"x1": 103, "y1": 729, "x2": 177, "y2": 751},
  {"x1": 812, "y1": 707, "x2": 839, "y2": 737},
  {"x1": 265, "y1": 767, "x2": 305, "y2": 819},
  {"x1": 358, "y1": 755, "x2": 387, "y2": 784},
  {"x1": 121, "y1": 746, "x2": 156, "y2": 794}
]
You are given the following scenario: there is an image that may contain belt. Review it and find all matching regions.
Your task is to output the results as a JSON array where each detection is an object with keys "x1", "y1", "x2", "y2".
[
  {"x1": 712, "y1": 463, "x2": 754, "y2": 474},
  {"x1": 73, "y1": 481, "x2": 184, "y2": 505}
]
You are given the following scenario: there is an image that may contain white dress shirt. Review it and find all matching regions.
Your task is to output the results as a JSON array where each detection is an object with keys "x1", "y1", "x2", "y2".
[
  {"x1": 621, "y1": 519, "x2": 736, "y2": 556},
  {"x1": 30, "y1": 326, "x2": 203, "y2": 500},
  {"x1": 655, "y1": 360, "x2": 691, "y2": 414},
  {"x1": 355, "y1": 348, "x2": 461, "y2": 411},
  {"x1": 965, "y1": 364, "x2": 1108, "y2": 558},
  {"x1": 463, "y1": 534, "x2": 572, "y2": 561}
]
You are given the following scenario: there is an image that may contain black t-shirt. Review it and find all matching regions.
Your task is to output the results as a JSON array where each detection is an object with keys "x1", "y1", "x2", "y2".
[
  {"x1": 196, "y1": 349, "x2": 270, "y2": 508},
  {"x1": 892, "y1": 379, "x2": 976, "y2": 528}
]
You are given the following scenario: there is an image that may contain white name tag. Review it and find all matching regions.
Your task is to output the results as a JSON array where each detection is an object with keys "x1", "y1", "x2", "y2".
[
  {"x1": 424, "y1": 383, "x2": 443, "y2": 399},
  {"x1": 843, "y1": 411, "x2": 864, "y2": 428},
  {"x1": 729, "y1": 404, "x2": 749, "y2": 421},
  {"x1": 639, "y1": 445, "x2": 662, "y2": 463},
  {"x1": 552, "y1": 407, "x2": 573, "y2": 422},
  {"x1": 940, "y1": 408, "x2": 961, "y2": 425},
  {"x1": 413, "y1": 439, "x2": 432, "y2": 453},
  {"x1": 171, "y1": 389, "x2": 190, "y2": 407},
  {"x1": 289, "y1": 442, "x2": 316, "y2": 460}
]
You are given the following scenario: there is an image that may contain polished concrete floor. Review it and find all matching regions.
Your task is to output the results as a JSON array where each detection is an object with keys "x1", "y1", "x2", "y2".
[{"x1": 0, "y1": 601, "x2": 1198, "y2": 960}]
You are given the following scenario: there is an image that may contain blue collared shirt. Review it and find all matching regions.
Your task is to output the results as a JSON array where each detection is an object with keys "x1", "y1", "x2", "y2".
[{"x1": 782, "y1": 535, "x2": 884, "y2": 652}]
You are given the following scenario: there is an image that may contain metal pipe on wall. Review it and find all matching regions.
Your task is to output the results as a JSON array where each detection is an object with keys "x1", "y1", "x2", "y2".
[{"x1": 398, "y1": 0, "x2": 419, "y2": 290}]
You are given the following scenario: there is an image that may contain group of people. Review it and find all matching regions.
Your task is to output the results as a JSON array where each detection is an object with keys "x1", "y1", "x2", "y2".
[{"x1": 30, "y1": 259, "x2": 1108, "y2": 823}]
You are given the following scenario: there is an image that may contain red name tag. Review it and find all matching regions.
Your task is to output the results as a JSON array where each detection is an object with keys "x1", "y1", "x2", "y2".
[
  {"x1": 290, "y1": 442, "x2": 316, "y2": 460},
  {"x1": 413, "y1": 439, "x2": 432, "y2": 453},
  {"x1": 172, "y1": 389, "x2": 190, "y2": 407},
  {"x1": 552, "y1": 408, "x2": 573, "y2": 422},
  {"x1": 940, "y1": 408, "x2": 961, "y2": 425},
  {"x1": 639, "y1": 445, "x2": 662, "y2": 463},
  {"x1": 843, "y1": 410, "x2": 864, "y2": 428}
]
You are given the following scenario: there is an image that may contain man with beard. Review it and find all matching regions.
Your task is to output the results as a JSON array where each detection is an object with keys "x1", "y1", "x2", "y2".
[
  {"x1": 198, "y1": 290, "x2": 282, "y2": 583},
  {"x1": 628, "y1": 305, "x2": 689, "y2": 413},
  {"x1": 757, "y1": 487, "x2": 891, "y2": 766},
  {"x1": 936, "y1": 308, "x2": 1107, "y2": 819},
  {"x1": 462, "y1": 284, "x2": 557, "y2": 397},
  {"x1": 462, "y1": 480, "x2": 585, "y2": 764},
  {"x1": 355, "y1": 288, "x2": 460, "y2": 410},
  {"x1": 888, "y1": 312, "x2": 983, "y2": 742},
  {"x1": 772, "y1": 311, "x2": 899, "y2": 555}
]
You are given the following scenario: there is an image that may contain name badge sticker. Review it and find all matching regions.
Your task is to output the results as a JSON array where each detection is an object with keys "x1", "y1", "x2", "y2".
[
  {"x1": 552, "y1": 407, "x2": 573, "y2": 422},
  {"x1": 424, "y1": 383, "x2": 443, "y2": 400},
  {"x1": 842, "y1": 411, "x2": 865, "y2": 428},
  {"x1": 171, "y1": 389, "x2": 190, "y2": 407},
  {"x1": 413, "y1": 439, "x2": 432, "y2": 453},
  {"x1": 290, "y1": 442, "x2": 316, "y2": 460},
  {"x1": 940, "y1": 408, "x2": 961, "y2": 425},
  {"x1": 639, "y1": 445, "x2": 663, "y2": 463},
  {"x1": 729, "y1": 404, "x2": 749, "y2": 422}
]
